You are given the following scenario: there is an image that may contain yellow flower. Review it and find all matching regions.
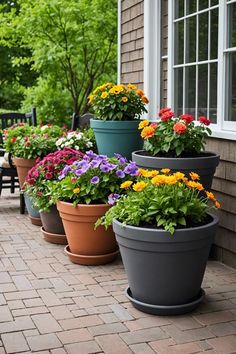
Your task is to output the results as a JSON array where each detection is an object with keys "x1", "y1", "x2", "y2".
[
  {"x1": 174, "y1": 172, "x2": 186, "y2": 181},
  {"x1": 164, "y1": 175, "x2": 178, "y2": 185},
  {"x1": 109, "y1": 85, "x2": 124, "y2": 94},
  {"x1": 73, "y1": 188, "x2": 80, "y2": 194},
  {"x1": 88, "y1": 94, "x2": 94, "y2": 103},
  {"x1": 101, "y1": 92, "x2": 108, "y2": 99},
  {"x1": 149, "y1": 170, "x2": 159, "y2": 177},
  {"x1": 120, "y1": 180, "x2": 133, "y2": 189},
  {"x1": 138, "y1": 120, "x2": 149, "y2": 130},
  {"x1": 127, "y1": 83, "x2": 137, "y2": 90},
  {"x1": 133, "y1": 181, "x2": 148, "y2": 192},
  {"x1": 190, "y1": 172, "x2": 200, "y2": 180},
  {"x1": 121, "y1": 96, "x2": 128, "y2": 103},
  {"x1": 151, "y1": 175, "x2": 166, "y2": 185},
  {"x1": 206, "y1": 191, "x2": 215, "y2": 200},
  {"x1": 161, "y1": 168, "x2": 170, "y2": 174},
  {"x1": 215, "y1": 201, "x2": 221, "y2": 209}
]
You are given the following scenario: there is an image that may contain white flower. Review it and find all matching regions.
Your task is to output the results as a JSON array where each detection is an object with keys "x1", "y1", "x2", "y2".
[
  {"x1": 41, "y1": 125, "x2": 49, "y2": 131},
  {"x1": 87, "y1": 141, "x2": 93, "y2": 148},
  {"x1": 65, "y1": 141, "x2": 70, "y2": 146}
]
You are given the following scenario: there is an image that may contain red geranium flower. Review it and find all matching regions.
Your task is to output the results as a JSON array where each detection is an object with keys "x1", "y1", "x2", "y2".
[
  {"x1": 161, "y1": 111, "x2": 175, "y2": 121},
  {"x1": 158, "y1": 107, "x2": 171, "y2": 117},
  {"x1": 199, "y1": 116, "x2": 211, "y2": 126},
  {"x1": 11, "y1": 137, "x2": 16, "y2": 143},
  {"x1": 180, "y1": 114, "x2": 194, "y2": 124}
]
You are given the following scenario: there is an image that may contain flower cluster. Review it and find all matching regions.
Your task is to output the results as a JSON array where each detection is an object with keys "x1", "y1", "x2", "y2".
[
  {"x1": 88, "y1": 82, "x2": 148, "y2": 121},
  {"x1": 23, "y1": 148, "x2": 83, "y2": 211},
  {"x1": 51, "y1": 151, "x2": 139, "y2": 205},
  {"x1": 56, "y1": 130, "x2": 95, "y2": 152},
  {"x1": 97, "y1": 169, "x2": 220, "y2": 235},
  {"x1": 3, "y1": 124, "x2": 65, "y2": 159},
  {"x1": 139, "y1": 108, "x2": 212, "y2": 157}
]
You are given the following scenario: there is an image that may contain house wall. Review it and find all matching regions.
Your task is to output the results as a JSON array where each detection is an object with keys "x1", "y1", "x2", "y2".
[
  {"x1": 120, "y1": 0, "x2": 144, "y2": 88},
  {"x1": 120, "y1": 0, "x2": 236, "y2": 268}
]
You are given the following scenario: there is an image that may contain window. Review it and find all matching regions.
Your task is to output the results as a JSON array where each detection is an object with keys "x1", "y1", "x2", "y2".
[{"x1": 168, "y1": 0, "x2": 236, "y2": 136}]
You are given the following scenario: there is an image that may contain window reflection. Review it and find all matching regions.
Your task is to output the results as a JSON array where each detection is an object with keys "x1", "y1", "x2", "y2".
[
  {"x1": 186, "y1": 16, "x2": 196, "y2": 63},
  {"x1": 226, "y1": 53, "x2": 236, "y2": 121},
  {"x1": 185, "y1": 66, "x2": 196, "y2": 117}
]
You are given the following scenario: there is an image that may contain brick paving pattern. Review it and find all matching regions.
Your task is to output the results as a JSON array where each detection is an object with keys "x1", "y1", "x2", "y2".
[{"x1": 0, "y1": 191, "x2": 236, "y2": 354}]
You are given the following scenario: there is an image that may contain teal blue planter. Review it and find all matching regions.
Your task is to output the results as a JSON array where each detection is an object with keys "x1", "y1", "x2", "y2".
[{"x1": 90, "y1": 119, "x2": 143, "y2": 160}]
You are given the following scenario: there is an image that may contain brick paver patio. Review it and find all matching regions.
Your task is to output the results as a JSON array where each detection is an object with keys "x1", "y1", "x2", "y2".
[{"x1": 0, "y1": 191, "x2": 236, "y2": 354}]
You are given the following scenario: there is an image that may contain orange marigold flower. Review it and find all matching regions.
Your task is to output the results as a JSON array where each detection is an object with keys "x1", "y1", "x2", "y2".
[
  {"x1": 142, "y1": 95, "x2": 149, "y2": 104},
  {"x1": 189, "y1": 172, "x2": 200, "y2": 180},
  {"x1": 101, "y1": 92, "x2": 108, "y2": 99},
  {"x1": 138, "y1": 120, "x2": 149, "y2": 130},
  {"x1": 120, "y1": 180, "x2": 133, "y2": 189},
  {"x1": 136, "y1": 89, "x2": 144, "y2": 97},
  {"x1": 161, "y1": 168, "x2": 170, "y2": 174},
  {"x1": 206, "y1": 191, "x2": 215, "y2": 200},
  {"x1": 215, "y1": 201, "x2": 221, "y2": 209},
  {"x1": 174, "y1": 172, "x2": 185, "y2": 181},
  {"x1": 141, "y1": 126, "x2": 155, "y2": 139},
  {"x1": 187, "y1": 181, "x2": 204, "y2": 191},
  {"x1": 150, "y1": 122, "x2": 158, "y2": 129},
  {"x1": 133, "y1": 181, "x2": 147, "y2": 192},
  {"x1": 121, "y1": 96, "x2": 128, "y2": 103},
  {"x1": 173, "y1": 122, "x2": 187, "y2": 134}
]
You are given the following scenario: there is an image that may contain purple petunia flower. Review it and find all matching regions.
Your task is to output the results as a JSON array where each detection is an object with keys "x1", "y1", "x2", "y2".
[
  {"x1": 90, "y1": 159, "x2": 101, "y2": 168},
  {"x1": 73, "y1": 168, "x2": 84, "y2": 177},
  {"x1": 90, "y1": 176, "x2": 100, "y2": 184},
  {"x1": 114, "y1": 153, "x2": 127, "y2": 165},
  {"x1": 86, "y1": 150, "x2": 97, "y2": 159},
  {"x1": 116, "y1": 170, "x2": 125, "y2": 178},
  {"x1": 123, "y1": 162, "x2": 138, "y2": 176},
  {"x1": 100, "y1": 164, "x2": 110, "y2": 173},
  {"x1": 108, "y1": 193, "x2": 120, "y2": 205}
]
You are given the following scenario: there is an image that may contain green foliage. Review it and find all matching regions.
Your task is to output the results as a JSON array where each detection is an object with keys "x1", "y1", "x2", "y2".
[
  {"x1": 0, "y1": 0, "x2": 117, "y2": 120},
  {"x1": 89, "y1": 83, "x2": 148, "y2": 121},
  {"x1": 97, "y1": 171, "x2": 220, "y2": 235}
]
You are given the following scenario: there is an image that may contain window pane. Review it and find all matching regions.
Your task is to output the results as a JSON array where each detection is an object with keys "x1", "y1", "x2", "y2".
[
  {"x1": 175, "y1": 0, "x2": 184, "y2": 18},
  {"x1": 209, "y1": 63, "x2": 217, "y2": 123},
  {"x1": 185, "y1": 16, "x2": 196, "y2": 63},
  {"x1": 186, "y1": 0, "x2": 196, "y2": 15},
  {"x1": 174, "y1": 21, "x2": 184, "y2": 64},
  {"x1": 210, "y1": 9, "x2": 218, "y2": 59},
  {"x1": 174, "y1": 68, "x2": 183, "y2": 116},
  {"x1": 225, "y1": 52, "x2": 236, "y2": 122},
  {"x1": 210, "y1": 0, "x2": 218, "y2": 6},
  {"x1": 198, "y1": 64, "x2": 208, "y2": 117},
  {"x1": 199, "y1": 12, "x2": 208, "y2": 61},
  {"x1": 228, "y1": 3, "x2": 236, "y2": 48},
  {"x1": 185, "y1": 66, "x2": 196, "y2": 116},
  {"x1": 199, "y1": 0, "x2": 209, "y2": 11}
]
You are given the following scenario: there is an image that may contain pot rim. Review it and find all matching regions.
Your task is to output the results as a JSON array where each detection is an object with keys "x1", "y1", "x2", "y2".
[
  {"x1": 57, "y1": 200, "x2": 110, "y2": 208},
  {"x1": 132, "y1": 150, "x2": 220, "y2": 161}
]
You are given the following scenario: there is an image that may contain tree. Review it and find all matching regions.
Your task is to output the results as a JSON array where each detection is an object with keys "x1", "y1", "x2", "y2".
[{"x1": 0, "y1": 0, "x2": 117, "y2": 122}]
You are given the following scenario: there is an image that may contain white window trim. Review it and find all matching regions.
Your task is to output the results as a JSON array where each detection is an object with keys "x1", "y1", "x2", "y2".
[
  {"x1": 167, "y1": 0, "x2": 236, "y2": 140},
  {"x1": 143, "y1": 0, "x2": 161, "y2": 119}
]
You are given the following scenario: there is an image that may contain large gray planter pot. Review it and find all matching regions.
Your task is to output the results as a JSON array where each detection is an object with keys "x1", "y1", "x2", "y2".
[
  {"x1": 90, "y1": 119, "x2": 143, "y2": 160},
  {"x1": 132, "y1": 150, "x2": 220, "y2": 190},
  {"x1": 113, "y1": 213, "x2": 219, "y2": 315}
]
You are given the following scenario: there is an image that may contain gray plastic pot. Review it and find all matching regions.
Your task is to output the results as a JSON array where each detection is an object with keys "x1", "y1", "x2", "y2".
[
  {"x1": 40, "y1": 205, "x2": 65, "y2": 235},
  {"x1": 132, "y1": 150, "x2": 220, "y2": 190},
  {"x1": 24, "y1": 194, "x2": 42, "y2": 226},
  {"x1": 113, "y1": 213, "x2": 219, "y2": 315}
]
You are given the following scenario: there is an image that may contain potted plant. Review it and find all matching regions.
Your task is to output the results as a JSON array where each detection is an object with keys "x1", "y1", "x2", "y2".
[
  {"x1": 89, "y1": 83, "x2": 148, "y2": 159},
  {"x1": 23, "y1": 148, "x2": 83, "y2": 244},
  {"x1": 53, "y1": 151, "x2": 139, "y2": 265},
  {"x1": 55, "y1": 129, "x2": 97, "y2": 152},
  {"x1": 3, "y1": 124, "x2": 65, "y2": 225},
  {"x1": 132, "y1": 108, "x2": 220, "y2": 189},
  {"x1": 98, "y1": 169, "x2": 220, "y2": 315}
]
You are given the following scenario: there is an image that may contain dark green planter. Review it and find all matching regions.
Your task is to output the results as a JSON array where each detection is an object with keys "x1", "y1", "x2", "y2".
[
  {"x1": 132, "y1": 150, "x2": 220, "y2": 190},
  {"x1": 90, "y1": 119, "x2": 143, "y2": 160},
  {"x1": 113, "y1": 213, "x2": 219, "y2": 315}
]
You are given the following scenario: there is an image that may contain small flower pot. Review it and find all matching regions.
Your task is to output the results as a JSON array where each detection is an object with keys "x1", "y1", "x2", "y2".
[
  {"x1": 40, "y1": 205, "x2": 67, "y2": 245},
  {"x1": 113, "y1": 213, "x2": 219, "y2": 315},
  {"x1": 57, "y1": 201, "x2": 119, "y2": 265},
  {"x1": 132, "y1": 150, "x2": 220, "y2": 190},
  {"x1": 24, "y1": 194, "x2": 42, "y2": 226},
  {"x1": 90, "y1": 119, "x2": 143, "y2": 160}
]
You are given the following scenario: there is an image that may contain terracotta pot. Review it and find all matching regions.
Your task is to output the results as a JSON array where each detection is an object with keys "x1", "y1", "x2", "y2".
[
  {"x1": 13, "y1": 157, "x2": 37, "y2": 188},
  {"x1": 57, "y1": 201, "x2": 119, "y2": 265}
]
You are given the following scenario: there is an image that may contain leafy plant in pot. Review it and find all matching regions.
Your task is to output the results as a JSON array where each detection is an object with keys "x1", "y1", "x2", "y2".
[
  {"x1": 52, "y1": 151, "x2": 139, "y2": 265},
  {"x1": 23, "y1": 148, "x2": 83, "y2": 244},
  {"x1": 132, "y1": 108, "x2": 220, "y2": 189},
  {"x1": 3, "y1": 123, "x2": 65, "y2": 225},
  {"x1": 98, "y1": 169, "x2": 220, "y2": 315},
  {"x1": 89, "y1": 82, "x2": 148, "y2": 159}
]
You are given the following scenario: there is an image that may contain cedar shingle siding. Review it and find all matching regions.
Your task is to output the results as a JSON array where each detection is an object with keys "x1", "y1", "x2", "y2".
[
  {"x1": 121, "y1": 0, "x2": 144, "y2": 88},
  {"x1": 120, "y1": 0, "x2": 236, "y2": 267}
]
